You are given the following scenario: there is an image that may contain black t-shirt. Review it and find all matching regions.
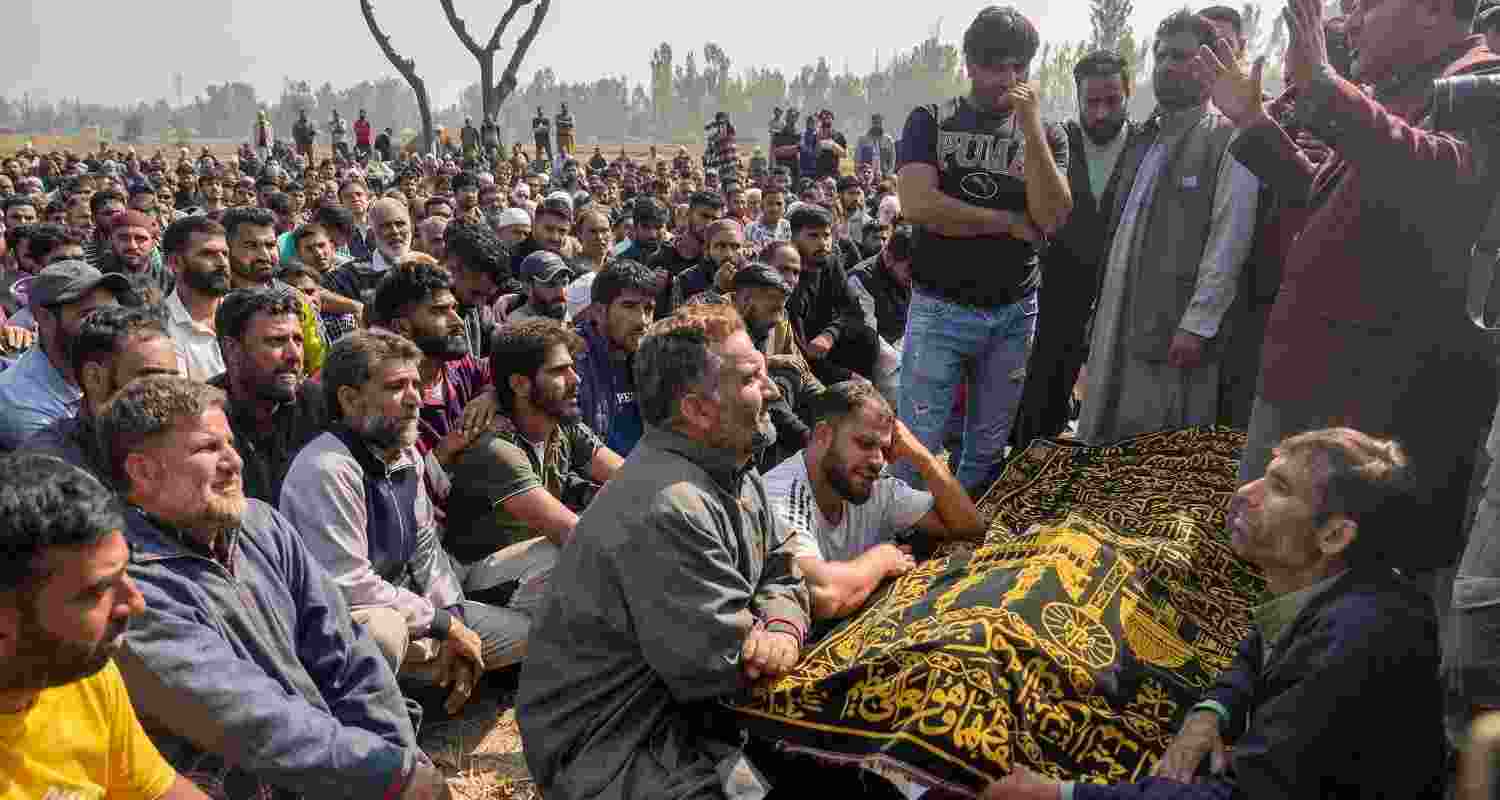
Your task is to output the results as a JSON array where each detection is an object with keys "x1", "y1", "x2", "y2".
[
  {"x1": 814, "y1": 132, "x2": 848, "y2": 180},
  {"x1": 897, "y1": 97, "x2": 1068, "y2": 308},
  {"x1": 772, "y1": 130, "x2": 802, "y2": 183}
]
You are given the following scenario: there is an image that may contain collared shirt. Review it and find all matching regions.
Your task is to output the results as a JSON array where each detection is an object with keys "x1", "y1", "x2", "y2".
[
  {"x1": 0, "y1": 348, "x2": 82, "y2": 450},
  {"x1": 164, "y1": 289, "x2": 224, "y2": 381}
]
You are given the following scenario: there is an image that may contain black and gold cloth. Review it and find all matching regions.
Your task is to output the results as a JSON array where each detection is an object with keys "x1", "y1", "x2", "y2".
[{"x1": 733, "y1": 427, "x2": 1264, "y2": 794}]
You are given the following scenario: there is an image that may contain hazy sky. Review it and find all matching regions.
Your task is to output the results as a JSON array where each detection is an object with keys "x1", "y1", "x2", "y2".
[{"x1": 7, "y1": 0, "x2": 1219, "y2": 109}]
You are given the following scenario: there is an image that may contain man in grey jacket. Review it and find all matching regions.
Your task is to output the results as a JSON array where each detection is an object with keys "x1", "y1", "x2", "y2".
[
  {"x1": 101, "y1": 375, "x2": 449, "y2": 800},
  {"x1": 517, "y1": 302, "x2": 811, "y2": 800}
]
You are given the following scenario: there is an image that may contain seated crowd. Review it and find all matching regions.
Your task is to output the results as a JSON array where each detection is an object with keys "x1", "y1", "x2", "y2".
[{"x1": 4, "y1": 0, "x2": 1500, "y2": 795}]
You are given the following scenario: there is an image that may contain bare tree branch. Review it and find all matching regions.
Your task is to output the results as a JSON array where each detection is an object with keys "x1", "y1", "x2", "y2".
[
  {"x1": 438, "y1": 0, "x2": 485, "y2": 56},
  {"x1": 486, "y1": 0, "x2": 530, "y2": 53},
  {"x1": 494, "y1": 0, "x2": 551, "y2": 106},
  {"x1": 359, "y1": 0, "x2": 433, "y2": 152}
]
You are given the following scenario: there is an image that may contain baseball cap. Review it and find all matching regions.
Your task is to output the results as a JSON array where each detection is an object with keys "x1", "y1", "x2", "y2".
[
  {"x1": 633, "y1": 197, "x2": 666, "y2": 226},
  {"x1": 520, "y1": 250, "x2": 573, "y2": 284},
  {"x1": 733, "y1": 262, "x2": 791, "y2": 294},
  {"x1": 28, "y1": 260, "x2": 133, "y2": 307},
  {"x1": 495, "y1": 208, "x2": 531, "y2": 229}
]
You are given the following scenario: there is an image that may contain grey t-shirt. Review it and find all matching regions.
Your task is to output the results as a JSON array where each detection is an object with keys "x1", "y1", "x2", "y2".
[{"x1": 763, "y1": 450, "x2": 933, "y2": 563}]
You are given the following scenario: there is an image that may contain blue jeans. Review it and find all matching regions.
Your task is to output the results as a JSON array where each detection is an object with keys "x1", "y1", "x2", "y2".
[{"x1": 895, "y1": 288, "x2": 1038, "y2": 493}]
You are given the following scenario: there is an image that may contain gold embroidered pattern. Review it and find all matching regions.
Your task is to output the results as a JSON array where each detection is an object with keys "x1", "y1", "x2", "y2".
[{"x1": 733, "y1": 427, "x2": 1262, "y2": 793}]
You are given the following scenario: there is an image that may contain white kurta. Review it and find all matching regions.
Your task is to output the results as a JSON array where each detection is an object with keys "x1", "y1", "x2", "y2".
[{"x1": 1077, "y1": 107, "x2": 1260, "y2": 445}]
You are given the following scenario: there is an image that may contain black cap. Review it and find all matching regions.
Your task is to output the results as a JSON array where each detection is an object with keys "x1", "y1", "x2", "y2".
[
  {"x1": 733, "y1": 262, "x2": 791, "y2": 294},
  {"x1": 633, "y1": 197, "x2": 667, "y2": 226},
  {"x1": 28, "y1": 260, "x2": 134, "y2": 307},
  {"x1": 520, "y1": 250, "x2": 573, "y2": 284}
]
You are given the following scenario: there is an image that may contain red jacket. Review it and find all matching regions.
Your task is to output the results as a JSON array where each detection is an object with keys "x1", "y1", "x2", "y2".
[
  {"x1": 354, "y1": 118, "x2": 372, "y2": 147},
  {"x1": 1232, "y1": 36, "x2": 1500, "y2": 567}
]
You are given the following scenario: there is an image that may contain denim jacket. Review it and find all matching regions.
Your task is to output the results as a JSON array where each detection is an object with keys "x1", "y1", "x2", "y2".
[{"x1": 116, "y1": 499, "x2": 418, "y2": 800}]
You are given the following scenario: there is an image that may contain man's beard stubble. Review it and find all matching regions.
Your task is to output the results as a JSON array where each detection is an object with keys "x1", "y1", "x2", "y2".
[
  {"x1": 1082, "y1": 114, "x2": 1127, "y2": 147},
  {"x1": 413, "y1": 331, "x2": 470, "y2": 362},
  {"x1": 0, "y1": 606, "x2": 126, "y2": 693},
  {"x1": 182, "y1": 264, "x2": 232, "y2": 296}
]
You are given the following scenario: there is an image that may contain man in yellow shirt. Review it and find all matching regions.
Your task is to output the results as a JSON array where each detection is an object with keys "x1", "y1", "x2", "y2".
[{"x1": 0, "y1": 453, "x2": 209, "y2": 800}]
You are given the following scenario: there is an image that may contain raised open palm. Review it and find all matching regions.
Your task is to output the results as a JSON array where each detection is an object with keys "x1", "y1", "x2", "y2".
[{"x1": 1192, "y1": 38, "x2": 1267, "y2": 127}]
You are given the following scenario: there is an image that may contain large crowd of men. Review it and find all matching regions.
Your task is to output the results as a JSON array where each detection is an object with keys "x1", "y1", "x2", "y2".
[{"x1": 3, "y1": 0, "x2": 1500, "y2": 797}]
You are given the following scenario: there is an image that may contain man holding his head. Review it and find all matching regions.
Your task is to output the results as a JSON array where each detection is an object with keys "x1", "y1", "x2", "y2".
[{"x1": 765, "y1": 380, "x2": 982, "y2": 626}]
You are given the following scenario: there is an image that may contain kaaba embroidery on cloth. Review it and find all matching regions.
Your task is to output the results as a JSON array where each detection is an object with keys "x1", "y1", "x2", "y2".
[{"x1": 733, "y1": 427, "x2": 1263, "y2": 794}]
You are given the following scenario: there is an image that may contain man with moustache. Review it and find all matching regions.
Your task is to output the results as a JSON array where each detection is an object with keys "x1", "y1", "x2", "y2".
[
  {"x1": 517, "y1": 303, "x2": 811, "y2": 800},
  {"x1": 616, "y1": 197, "x2": 669, "y2": 264},
  {"x1": 280, "y1": 330, "x2": 506, "y2": 700},
  {"x1": 102, "y1": 209, "x2": 173, "y2": 301},
  {"x1": 101, "y1": 376, "x2": 449, "y2": 800},
  {"x1": 444, "y1": 320, "x2": 623, "y2": 667},
  {"x1": 895, "y1": 5, "x2": 1071, "y2": 495},
  {"x1": 161, "y1": 217, "x2": 232, "y2": 381},
  {"x1": 668, "y1": 217, "x2": 745, "y2": 310},
  {"x1": 984, "y1": 430, "x2": 1446, "y2": 800},
  {"x1": 0, "y1": 261, "x2": 129, "y2": 449},
  {"x1": 367, "y1": 258, "x2": 497, "y2": 512},
  {"x1": 765, "y1": 381, "x2": 981, "y2": 629},
  {"x1": 444, "y1": 220, "x2": 513, "y2": 359},
  {"x1": 507, "y1": 251, "x2": 574, "y2": 323},
  {"x1": 1077, "y1": 10, "x2": 1259, "y2": 445},
  {"x1": 0, "y1": 454, "x2": 213, "y2": 800},
  {"x1": 446, "y1": 319, "x2": 623, "y2": 566},
  {"x1": 323, "y1": 198, "x2": 413, "y2": 342},
  {"x1": 23, "y1": 306, "x2": 180, "y2": 476},
  {"x1": 573, "y1": 260, "x2": 658, "y2": 455},
  {"x1": 222, "y1": 205, "x2": 330, "y2": 374},
  {"x1": 208, "y1": 287, "x2": 326, "y2": 506},
  {"x1": 1013, "y1": 50, "x2": 1136, "y2": 447}
]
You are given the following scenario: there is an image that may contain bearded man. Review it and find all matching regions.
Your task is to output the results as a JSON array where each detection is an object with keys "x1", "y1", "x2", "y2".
[
  {"x1": 1014, "y1": 49, "x2": 1138, "y2": 447},
  {"x1": 161, "y1": 216, "x2": 232, "y2": 381}
]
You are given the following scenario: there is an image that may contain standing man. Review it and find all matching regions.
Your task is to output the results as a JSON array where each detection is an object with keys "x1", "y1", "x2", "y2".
[
  {"x1": 555, "y1": 103, "x2": 575, "y2": 159},
  {"x1": 1013, "y1": 50, "x2": 1136, "y2": 447},
  {"x1": 856, "y1": 114, "x2": 897, "y2": 179},
  {"x1": 355, "y1": 109, "x2": 373, "y2": 160},
  {"x1": 532, "y1": 107, "x2": 553, "y2": 164},
  {"x1": 161, "y1": 216, "x2": 231, "y2": 381},
  {"x1": 1077, "y1": 10, "x2": 1258, "y2": 444},
  {"x1": 894, "y1": 5, "x2": 1071, "y2": 494},
  {"x1": 293, "y1": 109, "x2": 315, "y2": 161},
  {"x1": 772, "y1": 109, "x2": 804, "y2": 186},
  {"x1": 0, "y1": 454, "x2": 213, "y2": 800},
  {"x1": 517, "y1": 303, "x2": 809, "y2": 799}
]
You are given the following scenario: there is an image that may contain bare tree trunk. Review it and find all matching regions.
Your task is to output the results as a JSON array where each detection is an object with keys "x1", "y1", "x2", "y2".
[{"x1": 360, "y1": 0, "x2": 434, "y2": 155}]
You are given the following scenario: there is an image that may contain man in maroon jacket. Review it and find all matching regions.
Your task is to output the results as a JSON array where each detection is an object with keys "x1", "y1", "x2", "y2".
[{"x1": 1196, "y1": 0, "x2": 1500, "y2": 576}]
